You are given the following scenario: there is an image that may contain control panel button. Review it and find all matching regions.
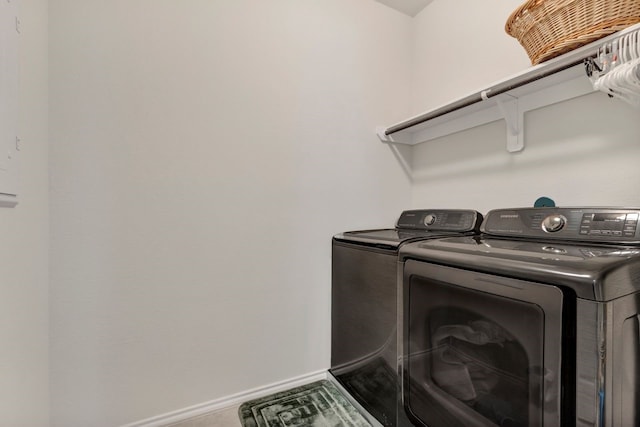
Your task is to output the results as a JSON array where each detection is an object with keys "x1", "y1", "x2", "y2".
[
  {"x1": 424, "y1": 214, "x2": 437, "y2": 226},
  {"x1": 542, "y1": 215, "x2": 566, "y2": 233}
]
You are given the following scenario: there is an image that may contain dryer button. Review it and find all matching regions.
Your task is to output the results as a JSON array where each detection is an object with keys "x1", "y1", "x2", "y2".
[{"x1": 542, "y1": 215, "x2": 566, "y2": 233}]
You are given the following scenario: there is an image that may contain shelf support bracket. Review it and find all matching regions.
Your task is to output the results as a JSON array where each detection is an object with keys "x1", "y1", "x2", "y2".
[
  {"x1": 376, "y1": 126, "x2": 412, "y2": 144},
  {"x1": 494, "y1": 95, "x2": 524, "y2": 153}
]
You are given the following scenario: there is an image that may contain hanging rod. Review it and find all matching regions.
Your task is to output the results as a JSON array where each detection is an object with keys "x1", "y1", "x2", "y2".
[{"x1": 385, "y1": 22, "x2": 640, "y2": 137}]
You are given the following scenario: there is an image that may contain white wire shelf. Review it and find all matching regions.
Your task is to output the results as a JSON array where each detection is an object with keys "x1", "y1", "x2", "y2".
[{"x1": 377, "y1": 23, "x2": 640, "y2": 153}]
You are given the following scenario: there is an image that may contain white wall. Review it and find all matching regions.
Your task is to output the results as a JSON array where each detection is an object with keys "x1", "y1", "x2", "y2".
[
  {"x1": 0, "y1": 0, "x2": 50, "y2": 425},
  {"x1": 409, "y1": 0, "x2": 640, "y2": 212},
  {"x1": 48, "y1": 1, "x2": 412, "y2": 425},
  {"x1": 411, "y1": 0, "x2": 530, "y2": 114},
  {"x1": 46, "y1": 1, "x2": 640, "y2": 425}
]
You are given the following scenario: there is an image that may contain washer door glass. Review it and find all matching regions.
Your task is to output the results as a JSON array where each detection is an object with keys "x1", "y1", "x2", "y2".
[{"x1": 402, "y1": 261, "x2": 565, "y2": 427}]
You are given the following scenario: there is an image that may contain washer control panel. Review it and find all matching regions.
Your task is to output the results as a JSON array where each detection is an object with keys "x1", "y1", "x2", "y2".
[
  {"x1": 483, "y1": 207, "x2": 640, "y2": 242},
  {"x1": 579, "y1": 212, "x2": 639, "y2": 238},
  {"x1": 396, "y1": 209, "x2": 482, "y2": 232}
]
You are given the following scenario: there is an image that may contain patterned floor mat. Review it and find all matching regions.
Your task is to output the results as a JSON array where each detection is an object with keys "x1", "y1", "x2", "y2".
[
  {"x1": 332, "y1": 358, "x2": 413, "y2": 427},
  {"x1": 238, "y1": 379, "x2": 372, "y2": 427}
]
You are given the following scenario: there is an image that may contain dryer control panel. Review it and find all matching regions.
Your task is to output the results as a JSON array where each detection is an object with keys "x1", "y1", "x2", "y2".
[
  {"x1": 482, "y1": 207, "x2": 640, "y2": 243},
  {"x1": 397, "y1": 209, "x2": 482, "y2": 232}
]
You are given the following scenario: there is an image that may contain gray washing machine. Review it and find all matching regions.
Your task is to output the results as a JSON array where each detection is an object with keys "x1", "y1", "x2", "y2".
[
  {"x1": 399, "y1": 207, "x2": 640, "y2": 427},
  {"x1": 329, "y1": 209, "x2": 483, "y2": 427}
]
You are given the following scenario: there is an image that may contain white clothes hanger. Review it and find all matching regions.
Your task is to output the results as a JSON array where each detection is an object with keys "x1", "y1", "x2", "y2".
[{"x1": 591, "y1": 29, "x2": 640, "y2": 107}]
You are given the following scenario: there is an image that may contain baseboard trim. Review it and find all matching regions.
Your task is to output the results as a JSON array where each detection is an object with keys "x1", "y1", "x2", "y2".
[{"x1": 120, "y1": 370, "x2": 328, "y2": 427}]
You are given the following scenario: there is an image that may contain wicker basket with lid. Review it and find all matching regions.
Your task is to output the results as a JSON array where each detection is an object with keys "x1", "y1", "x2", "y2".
[{"x1": 505, "y1": 0, "x2": 640, "y2": 65}]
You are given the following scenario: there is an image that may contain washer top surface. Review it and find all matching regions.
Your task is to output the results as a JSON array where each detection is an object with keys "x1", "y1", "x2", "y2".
[
  {"x1": 335, "y1": 228, "x2": 470, "y2": 249},
  {"x1": 400, "y1": 207, "x2": 640, "y2": 301}
]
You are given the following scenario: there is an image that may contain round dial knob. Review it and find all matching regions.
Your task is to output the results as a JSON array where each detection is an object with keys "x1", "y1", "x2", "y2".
[
  {"x1": 424, "y1": 214, "x2": 437, "y2": 226},
  {"x1": 542, "y1": 215, "x2": 566, "y2": 233}
]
